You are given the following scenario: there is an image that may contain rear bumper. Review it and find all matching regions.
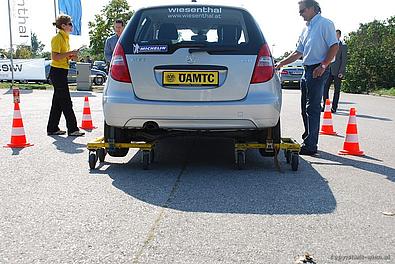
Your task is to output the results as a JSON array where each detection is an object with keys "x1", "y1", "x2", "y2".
[
  {"x1": 103, "y1": 76, "x2": 282, "y2": 130},
  {"x1": 280, "y1": 75, "x2": 302, "y2": 85}
]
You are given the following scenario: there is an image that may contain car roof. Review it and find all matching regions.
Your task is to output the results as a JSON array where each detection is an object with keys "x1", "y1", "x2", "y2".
[{"x1": 136, "y1": 4, "x2": 249, "y2": 13}]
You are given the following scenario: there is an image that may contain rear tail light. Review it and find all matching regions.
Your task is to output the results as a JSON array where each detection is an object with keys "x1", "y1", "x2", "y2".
[
  {"x1": 110, "y1": 43, "x2": 132, "y2": 83},
  {"x1": 250, "y1": 44, "x2": 274, "y2": 84},
  {"x1": 281, "y1": 70, "x2": 289, "y2": 75}
]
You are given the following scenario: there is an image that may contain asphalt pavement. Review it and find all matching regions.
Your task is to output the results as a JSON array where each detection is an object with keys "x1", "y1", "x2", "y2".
[{"x1": 0, "y1": 88, "x2": 394, "y2": 263}]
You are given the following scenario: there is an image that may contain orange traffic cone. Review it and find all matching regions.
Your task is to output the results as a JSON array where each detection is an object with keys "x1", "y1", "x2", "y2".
[
  {"x1": 80, "y1": 96, "x2": 96, "y2": 130},
  {"x1": 338, "y1": 108, "x2": 364, "y2": 156},
  {"x1": 4, "y1": 103, "x2": 33, "y2": 148},
  {"x1": 320, "y1": 99, "x2": 337, "y2": 135}
]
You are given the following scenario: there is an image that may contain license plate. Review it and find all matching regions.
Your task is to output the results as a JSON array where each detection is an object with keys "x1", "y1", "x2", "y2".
[
  {"x1": 290, "y1": 70, "x2": 303, "y2": 75},
  {"x1": 163, "y1": 71, "x2": 219, "y2": 86}
]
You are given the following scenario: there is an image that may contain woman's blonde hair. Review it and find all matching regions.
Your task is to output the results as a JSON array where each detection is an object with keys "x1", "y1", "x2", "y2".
[{"x1": 53, "y1": 14, "x2": 71, "y2": 29}]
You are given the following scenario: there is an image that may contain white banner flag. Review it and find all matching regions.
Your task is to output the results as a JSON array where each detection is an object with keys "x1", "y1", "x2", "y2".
[
  {"x1": 10, "y1": 0, "x2": 31, "y2": 46},
  {"x1": 0, "y1": 59, "x2": 45, "y2": 80}
]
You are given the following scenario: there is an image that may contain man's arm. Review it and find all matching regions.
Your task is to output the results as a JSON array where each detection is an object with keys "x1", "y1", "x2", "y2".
[
  {"x1": 339, "y1": 45, "x2": 348, "y2": 77},
  {"x1": 275, "y1": 51, "x2": 303, "y2": 69},
  {"x1": 312, "y1": 43, "x2": 339, "y2": 78},
  {"x1": 322, "y1": 43, "x2": 339, "y2": 68},
  {"x1": 104, "y1": 38, "x2": 112, "y2": 63}
]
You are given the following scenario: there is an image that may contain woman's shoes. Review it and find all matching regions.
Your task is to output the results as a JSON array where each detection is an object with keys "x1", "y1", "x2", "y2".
[
  {"x1": 48, "y1": 130, "x2": 85, "y2": 136},
  {"x1": 68, "y1": 130, "x2": 85, "y2": 137},
  {"x1": 47, "y1": 130, "x2": 66, "y2": 135}
]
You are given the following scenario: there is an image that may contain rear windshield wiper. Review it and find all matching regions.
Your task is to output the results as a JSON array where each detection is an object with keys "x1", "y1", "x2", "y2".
[{"x1": 188, "y1": 47, "x2": 239, "y2": 53}]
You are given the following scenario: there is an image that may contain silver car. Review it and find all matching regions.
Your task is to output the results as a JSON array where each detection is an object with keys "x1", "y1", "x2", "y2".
[
  {"x1": 103, "y1": 5, "x2": 282, "y2": 157},
  {"x1": 279, "y1": 59, "x2": 304, "y2": 88}
]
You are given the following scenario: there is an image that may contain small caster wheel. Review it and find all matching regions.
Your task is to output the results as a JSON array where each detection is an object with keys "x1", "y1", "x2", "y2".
[
  {"x1": 285, "y1": 150, "x2": 291, "y2": 163},
  {"x1": 150, "y1": 149, "x2": 155, "y2": 163},
  {"x1": 89, "y1": 152, "x2": 97, "y2": 170},
  {"x1": 291, "y1": 153, "x2": 299, "y2": 171},
  {"x1": 97, "y1": 148, "x2": 106, "y2": 163},
  {"x1": 236, "y1": 151, "x2": 246, "y2": 170},
  {"x1": 142, "y1": 150, "x2": 150, "y2": 170}
]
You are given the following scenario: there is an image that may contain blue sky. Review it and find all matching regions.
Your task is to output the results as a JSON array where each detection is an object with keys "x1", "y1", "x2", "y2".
[{"x1": 0, "y1": 0, "x2": 394, "y2": 57}]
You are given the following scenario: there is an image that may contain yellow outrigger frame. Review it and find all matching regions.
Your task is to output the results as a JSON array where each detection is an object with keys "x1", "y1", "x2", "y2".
[
  {"x1": 87, "y1": 137, "x2": 301, "y2": 171},
  {"x1": 87, "y1": 137, "x2": 154, "y2": 151},
  {"x1": 234, "y1": 138, "x2": 301, "y2": 171},
  {"x1": 87, "y1": 137, "x2": 155, "y2": 170}
]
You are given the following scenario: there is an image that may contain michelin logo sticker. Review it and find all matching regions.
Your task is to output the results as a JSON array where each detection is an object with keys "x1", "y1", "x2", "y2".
[{"x1": 133, "y1": 44, "x2": 168, "y2": 54}]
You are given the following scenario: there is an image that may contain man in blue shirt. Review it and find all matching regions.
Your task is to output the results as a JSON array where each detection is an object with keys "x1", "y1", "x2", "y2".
[
  {"x1": 276, "y1": 0, "x2": 339, "y2": 155},
  {"x1": 104, "y1": 19, "x2": 125, "y2": 64}
]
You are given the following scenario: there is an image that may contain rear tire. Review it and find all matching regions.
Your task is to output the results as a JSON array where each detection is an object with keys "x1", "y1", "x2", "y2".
[
  {"x1": 104, "y1": 122, "x2": 129, "y2": 157},
  {"x1": 93, "y1": 75, "x2": 105, "y2": 85}
]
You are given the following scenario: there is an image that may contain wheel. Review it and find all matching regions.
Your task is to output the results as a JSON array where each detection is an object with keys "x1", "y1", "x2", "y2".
[
  {"x1": 97, "y1": 148, "x2": 106, "y2": 162},
  {"x1": 142, "y1": 150, "x2": 150, "y2": 170},
  {"x1": 257, "y1": 119, "x2": 281, "y2": 145},
  {"x1": 93, "y1": 75, "x2": 105, "y2": 85},
  {"x1": 104, "y1": 122, "x2": 129, "y2": 157},
  {"x1": 89, "y1": 152, "x2": 97, "y2": 170},
  {"x1": 291, "y1": 153, "x2": 299, "y2": 171},
  {"x1": 236, "y1": 151, "x2": 246, "y2": 170},
  {"x1": 285, "y1": 150, "x2": 291, "y2": 163}
]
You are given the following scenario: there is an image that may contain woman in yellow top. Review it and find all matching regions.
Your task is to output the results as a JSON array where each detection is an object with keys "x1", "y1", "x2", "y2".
[{"x1": 47, "y1": 15, "x2": 84, "y2": 136}]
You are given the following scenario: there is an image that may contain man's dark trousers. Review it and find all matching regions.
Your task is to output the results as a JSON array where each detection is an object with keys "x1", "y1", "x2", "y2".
[
  {"x1": 323, "y1": 74, "x2": 342, "y2": 111},
  {"x1": 300, "y1": 65, "x2": 330, "y2": 152}
]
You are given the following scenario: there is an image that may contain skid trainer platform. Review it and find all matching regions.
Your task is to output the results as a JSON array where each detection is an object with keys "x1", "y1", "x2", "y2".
[
  {"x1": 87, "y1": 137, "x2": 300, "y2": 171},
  {"x1": 87, "y1": 137, "x2": 155, "y2": 170},
  {"x1": 234, "y1": 138, "x2": 301, "y2": 171}
]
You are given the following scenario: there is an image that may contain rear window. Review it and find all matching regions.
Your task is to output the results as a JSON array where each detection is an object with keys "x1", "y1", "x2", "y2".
[{"x1": 121, "y1": 5, "x2": 265, "y2": 55}]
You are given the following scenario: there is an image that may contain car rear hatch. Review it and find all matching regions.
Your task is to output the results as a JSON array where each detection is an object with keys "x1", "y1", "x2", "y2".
[{"x1": 115, "y1": 5, "x2": 272, "y2": 102}]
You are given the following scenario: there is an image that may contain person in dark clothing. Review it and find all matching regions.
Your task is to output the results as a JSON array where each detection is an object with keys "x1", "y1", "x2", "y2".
[
  {"x1": 47, "y1": 15, "x2": 85, "y2": 137},
  {"x1": 322, "y1": 29, "x2": 348, "y2": 113}
]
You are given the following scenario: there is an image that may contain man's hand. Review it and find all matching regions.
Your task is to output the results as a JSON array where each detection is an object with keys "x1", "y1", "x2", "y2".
[
  {"x1": 68, "y1": 50, "x2": 79, "y2": 60},
  {"x1": 275, "y1": 61, "x2": 284, "y2": 70},
  {"x1": 313, "y1": 65, "x2": 326, "y2": 78}
]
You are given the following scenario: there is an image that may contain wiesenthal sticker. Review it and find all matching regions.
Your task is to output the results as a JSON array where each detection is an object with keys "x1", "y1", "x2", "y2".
[
  {"x1": 133, "y1": 44, "x2": 168, "y2": 54},
  {"x1": 167, "y1": 6, "x2": 222, "y2": 19}
]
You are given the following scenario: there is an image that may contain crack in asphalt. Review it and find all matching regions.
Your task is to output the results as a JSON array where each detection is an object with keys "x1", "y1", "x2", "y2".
[{"x1": 132, "y1": 139, "x2": 193, "y2": 263}]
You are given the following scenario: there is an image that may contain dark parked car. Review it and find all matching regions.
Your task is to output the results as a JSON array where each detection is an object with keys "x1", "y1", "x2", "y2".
[
  {"x1": 45, "y1": 60, "x2": 107, "y2": 85},
  {"x1": 92, "y1": 60, "x2": 108, "y2": 73}
]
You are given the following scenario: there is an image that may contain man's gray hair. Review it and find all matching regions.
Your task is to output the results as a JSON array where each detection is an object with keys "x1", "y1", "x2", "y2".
[{"x1": 298, "y1": 0, "x2": 321, "y2": 14}]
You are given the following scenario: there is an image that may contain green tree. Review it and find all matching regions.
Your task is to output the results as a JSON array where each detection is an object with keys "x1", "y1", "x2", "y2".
[
  {"x1": 31, "y1": 32, "x2": 45, "y2": 57},
  {"x1": 14, "y1": 45, "x2": 32, "y2": 59},
  {"x1": 344, "y1": 16, "x2": 395, "y2": 93},
  {"x1": 88, "y1": 0, "x2": 134, "y2": 60},
  {"x1": 0, "y1": 48, "x2": 8, "y2": 59},
  {"x1": 41, "y1": 51, "x2": 51, "y2": 60}
]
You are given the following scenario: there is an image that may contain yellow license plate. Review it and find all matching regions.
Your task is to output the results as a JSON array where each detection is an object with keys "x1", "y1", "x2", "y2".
[{"x1": 163, "y1": 71, "x2": 219, "y2": 86}]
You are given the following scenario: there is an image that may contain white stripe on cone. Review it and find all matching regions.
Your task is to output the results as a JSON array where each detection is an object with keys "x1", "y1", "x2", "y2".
[
  {"x1": 324, "y1": 104, "x2": 331, "y2": 111},
  {"x1": 13, "y1": 110, "x2": 22, "y2": 119},
  {"x1": 322, "y1": 119, "x2": 333, "y2": 125},
  {"x1": 11, "y1": 127, "x2": 26, "y2": 136},
  {"x1": 348, "y1": 116, "x2": 357, "y2": 124},
  {"x1": 82, "y1": 114, "x2": 92, "y2": 120},
  {"x1": 345, "y1": 134, "x2": 359, "y2": 143}
]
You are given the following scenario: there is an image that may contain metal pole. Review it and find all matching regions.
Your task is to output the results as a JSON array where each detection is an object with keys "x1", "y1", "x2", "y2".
[
  {"x1": 54, "y1": 0, "x2": 57, "y2": 33},
  {"x1": 7, "y1": 0, "x2": 14, "y2": 88}
]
